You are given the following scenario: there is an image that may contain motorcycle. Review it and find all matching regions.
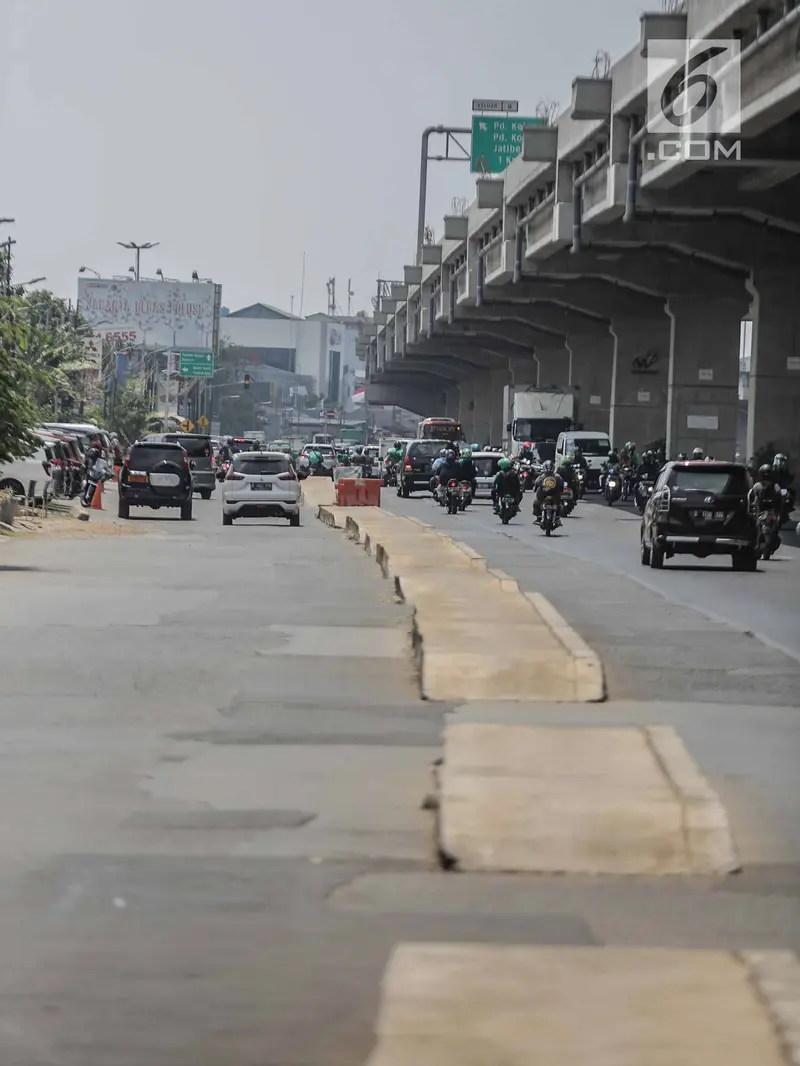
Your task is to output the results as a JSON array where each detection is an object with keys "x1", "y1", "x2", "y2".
[
  {"x1": 560, "y1": 485, "x2": 575, "y2": 517},
  {"x1": 778, "y1": 485, "x2": 794, "y2": 527},
  {"x1": 80, "y1": 456, "x2": 109, "y2": 507},
  {"x1": 634, "y1": 476, "x2": 654, "y2": 514},
  {"x1": 383, "y1": 465, "x2": 398, "y2": 488},
  {"x1": 621, "y1": 466, "x2": 634, "y2": 502},
  {"x1": 445, "y1": 479, "x2": 460, "y2": 515},
  {"x1": 216, "y1": 459, "x2": 231, "y2": 482},
  {"x1": 498, "y1": 494, "x2": 519, "y2": 524},
  {"x1": 458, "y1": 480, "x2": 473, "y2": 511},
  {"x1": 518, "y1": 459, "x2": 537, "y2": 491},
  {"x1": 757, "y1": 509, "x2": 781, "y2": 560},
  {"x1": 604, "y1": 467, "x2": 622, "y2": 506},
  {"x1": 540, "y1": 494, "x2": 560, "y2": 536},
  {"x1": 575, "y1": 469, "x2": 586, "y2": 499}
]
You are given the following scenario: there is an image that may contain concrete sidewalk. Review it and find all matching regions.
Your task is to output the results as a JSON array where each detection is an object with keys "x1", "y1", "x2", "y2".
[
  {"x1": 365, "y1": 943, "x2": 799, "y2": 1066},
  {"x1": 316, "y1": 504, "x2": 603, "y2": 702},
  {"x1": 438, "y1": 722, "x2": 738, "y2": 875}
]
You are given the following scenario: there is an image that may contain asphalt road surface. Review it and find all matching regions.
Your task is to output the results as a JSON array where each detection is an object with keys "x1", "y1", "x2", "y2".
[
  {"x1": 382, "y1": 486, "x2": 800, "y2": 704},
  {"x1": 0, "y1": 491, "x2": 798, "y2": 1065}
]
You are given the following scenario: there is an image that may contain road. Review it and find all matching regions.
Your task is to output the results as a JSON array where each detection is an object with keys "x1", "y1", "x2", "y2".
[
  {"x1": 0, "y1": 491, "x2": 798, "y2": 1064},
  {"x1": 382, "y1": 487, "x2": 800, "y2": 704}
]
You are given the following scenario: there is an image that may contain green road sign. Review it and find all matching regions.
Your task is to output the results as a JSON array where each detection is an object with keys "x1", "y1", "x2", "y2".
[
  {"x1": 470, "y1": 115, "x2": 545, "y2": 173},
  {"x1": 179, "y1": 349, "x2": 214, "y2": 378}
]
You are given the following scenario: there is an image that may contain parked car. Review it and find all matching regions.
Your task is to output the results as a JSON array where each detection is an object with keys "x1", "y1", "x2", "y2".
[
  {"x1": 397, "y1": 439, "x2": 451, "y2": 497},
  {"x1": 142, "y1": 433, "x2": 216, "y2": 498},
  {"x1": 117, "y1": 441, "x2": 194, "y2": 520},
  {"x1": 640, "y1": 460, "x2": 758, "y2": 571},
  {"x1": 221, "y1": 450, "x2": 301, "y2": 526},
  {"x1": 0, "y1": 443, "x2": 53, "y2": 500}
]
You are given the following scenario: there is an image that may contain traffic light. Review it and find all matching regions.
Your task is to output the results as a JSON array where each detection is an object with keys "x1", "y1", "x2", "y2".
[{"x1": 243, "y1": 373, "x2": 251, "y2": 390}]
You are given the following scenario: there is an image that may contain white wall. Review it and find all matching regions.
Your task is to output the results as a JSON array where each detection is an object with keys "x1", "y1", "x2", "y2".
[{"x1": 220, "y1": 316, "x2": 325, "y2": 390}]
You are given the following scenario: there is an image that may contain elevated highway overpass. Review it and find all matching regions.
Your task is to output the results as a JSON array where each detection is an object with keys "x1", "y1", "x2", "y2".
[{"x1": 358, "y1": 0, "x2": 800, "y2": 458}]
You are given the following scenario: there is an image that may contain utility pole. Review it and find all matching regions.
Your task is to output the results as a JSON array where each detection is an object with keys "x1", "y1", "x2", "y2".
[
  {"x1": 290, "y1": 294, "x2": 295, "y2": 315},
  {"x1": 326, "y1": 277, "x2": 336, "y2": 317},
  {"x1": 116, "y1": 241, "x2": 159, "y2": 280},
  {"x1": 347, "y1": 279, "x2": 354, "y2": 316},
  {"x1": 2, "y1": 236, "x2": 17, "y2": 295}
]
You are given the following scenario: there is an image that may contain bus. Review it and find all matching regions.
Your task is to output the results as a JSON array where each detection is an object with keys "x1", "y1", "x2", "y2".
[{"x1": 416, "y1": 417, "x2": 465, "y2": 444}]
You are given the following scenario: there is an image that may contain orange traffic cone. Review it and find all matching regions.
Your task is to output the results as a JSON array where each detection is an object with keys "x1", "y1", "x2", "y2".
[{"x1": 90, "y1": 480, "x2": 103, "y2": 510}]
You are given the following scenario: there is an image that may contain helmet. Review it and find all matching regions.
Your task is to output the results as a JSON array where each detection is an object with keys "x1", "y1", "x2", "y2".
[
  {"x1": 439, "y1": 448, "x2": 447, "y2": 457},
  {"x1": 692, "y1": 447, "x2": 704, "y2": 459},
  {"x1": 521, "y1": 441, "x2": 533, "y2": 451},
  {"x1": 498, "y1": 457, "x2": 512, "y2": 471},
  {"x1": 461, "y1": 448, "x2": 472, "y2": 459},
  {"x1": 560, "y1": 455, "x2": 572, "y2": 468},
  {"x1": 394, "y1": 440, "x2": 403, "y2": 450},
  {"x1": 445, "y1": 448, "x2": 456, "y2": 460},
  {"x1": 472, "y1": 442, "x2": 481, "y2": 451},
  {"x1": 773, "y1": 453, "x2": 788, "y2": 470},
  {"x1": 608, "y1": 450, "x2": 616, "y2": 459},
  {"x1": 226, "y1": 436, "x2": 233, "y2": 444},
  {"x1": 759, "y1": 463, "x2": 773, "y2": 481},
  {"x1": 542, "y1": 460, "x2": 555, "y2": 474},
  {"x1": 677, "y1": 452, "x2": 688, "y2": 460}
]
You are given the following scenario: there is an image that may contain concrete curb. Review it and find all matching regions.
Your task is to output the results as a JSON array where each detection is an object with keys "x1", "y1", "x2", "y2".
[
  {"x1": 741, "y1": 950, "x2": 800, "y2": 1063},
  {"x1": 315, "y1": 504, "x2": 605, "y2": 703},
  {"x1": 524, "y1": 592, "x2": 606, "y2": 703},
  {"x1": 645, "y1": 725, "x2": 740, "y2": 875}
]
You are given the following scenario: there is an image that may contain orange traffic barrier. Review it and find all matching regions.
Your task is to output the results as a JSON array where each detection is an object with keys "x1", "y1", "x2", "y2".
[
  {"x1": 90, "y1": 480, "x2": 103, "y2": 510},
  {"x1": 335, "y1": 478, "x2": 381, "y2": 507}
]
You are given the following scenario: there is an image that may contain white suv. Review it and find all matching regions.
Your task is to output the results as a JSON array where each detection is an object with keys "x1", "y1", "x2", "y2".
[
  {"x1": 221, "y1": 450, "x2": 301, "y2": 526},
  {"x1": 0, "y1": 443, "x2": 53, "y2": 500}
]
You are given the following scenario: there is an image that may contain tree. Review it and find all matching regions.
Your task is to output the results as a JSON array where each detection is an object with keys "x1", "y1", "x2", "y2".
[
  {"x1": 0, "y1": 297, "x2": 43, "y2": 462},
  {"x1": 106, "y1": 382, "x2": 152, "y2": 444}
]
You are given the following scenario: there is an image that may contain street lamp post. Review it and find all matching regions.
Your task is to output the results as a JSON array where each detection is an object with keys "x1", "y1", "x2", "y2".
[
  {"x1": 116, "y1": 241, "x2": 159, "y2": 281},
  {"x1": 79, "y1": 266, "x2": 102, "y2": 279}
]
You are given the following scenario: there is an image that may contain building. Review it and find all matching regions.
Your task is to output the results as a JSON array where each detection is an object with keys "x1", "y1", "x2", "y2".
[{"x1": 219, "y1": 302, "x2": 365, "y2": 411}]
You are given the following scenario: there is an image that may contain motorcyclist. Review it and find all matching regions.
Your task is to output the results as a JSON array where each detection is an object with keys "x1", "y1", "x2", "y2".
[
  {"x1": 436, "y1": 448, "x2": 461, "y2": 498},
  {"x1": 308, "y1": 447, "x2": 324, "y2": 475},
  {"x1": 620, "y1": 441, "x2": 640, "y2": 470},
  {"x1": 558, "y1": 454, "x2": 579, "y2": 497},
  {"x1": 600, "y1": 448, "x2": 620, "y2": 489},
  {"x1": 637, "y1": 449, "x2": 661, "y2": 482},
  {"x1": 570, "y1": 446, "x2": 588, "y2": 472},
  {"x1": 772, "y1": 453, "x2": 794, "y2": 490},
  {"x1": 532, "y1": 460, "x2": 565, "y2": 523},
  {"x1": 82, "y1": 437, "x2": 107, "y2": 505},
  {"x1": 518, "y1": 440, "x2": 536, "y2": 466},
  {"x1": 457, "y1": 447, "x2": 479, "y2": 499},
  {"x1": 492, "y1": 456, "x2": 523, "y2": 512},
  {"x1": 218, "y1": 436, "x2": 236, "y2": 462}
]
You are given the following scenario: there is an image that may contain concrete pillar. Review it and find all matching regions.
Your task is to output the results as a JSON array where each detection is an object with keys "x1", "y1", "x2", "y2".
[
  {"x1": 444, "y1": 387, "x2": 460, "y2": 420},
  {"x1": 609, "y1": 315, "x2": 671, "y2": 451},
  {"x1": 566, "y1": 334, "x2": 614, "y2": 434},
  {"x1": 508, "y1": 355, "x2": 536, "y2": 386},
  {"x1": 462, "y1": 371, "x2": 493, "y2": 447},
  {"x1": 458, "y1": 380, "x2": 475, "y2": 441},
  {"x1": 534, "y1": 346, "x2": 571, "y2": 387},
  {"x1": 747, "y1": 270, "x2": 800, "y2": 459},
  {"x1": 667, "y1": 295, "x2": 750, "y2": 460}
]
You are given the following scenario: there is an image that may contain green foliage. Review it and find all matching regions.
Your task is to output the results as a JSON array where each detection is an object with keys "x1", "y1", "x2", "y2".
[
  {"x1": 106, "y1": 383, "x2": 152, "y2": 444},
  {"x1": 0, "y1": 289, "x2": 96, "y2": 461}
]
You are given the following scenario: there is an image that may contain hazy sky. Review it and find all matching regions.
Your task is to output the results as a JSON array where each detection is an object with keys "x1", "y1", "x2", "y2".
[{"x1": 2, "y1": 0, "x2": 648, "y2": 316}]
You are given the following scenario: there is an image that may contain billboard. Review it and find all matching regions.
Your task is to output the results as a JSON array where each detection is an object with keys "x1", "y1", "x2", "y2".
[{"x1": 77, "y1": 278, "x2": 219, "y2": 351}]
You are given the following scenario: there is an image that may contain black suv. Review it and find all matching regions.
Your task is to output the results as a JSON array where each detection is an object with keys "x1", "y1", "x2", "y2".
[
  {"x1": 640, "y1": 460, "x2": 758, "y2": 571},
  {"x1": 118, "y1": 441, "x2": 194, "y2": 520},
  {"x1": 398, "y1": 440, "x2": 452, "y2": 497}
]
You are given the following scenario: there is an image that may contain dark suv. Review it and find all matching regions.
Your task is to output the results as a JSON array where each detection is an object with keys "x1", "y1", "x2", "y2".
[
  {"x1": 640, "y1": 460, "x2": 757, "y2": 571},
  {"x1": 118, "y1": 442, "x2": 194, "y2": 520},
  {"x1": 143, "y1": 433, "x2": 215, "y2": 498},
  {"x1": 398, "y1": 440, "x2": 452, "y2": 497}
]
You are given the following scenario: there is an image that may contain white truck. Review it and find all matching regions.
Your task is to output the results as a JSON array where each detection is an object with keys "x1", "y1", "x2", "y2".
[{"x1": 503, "y1": 386, "x2": 578, "y2": 462}]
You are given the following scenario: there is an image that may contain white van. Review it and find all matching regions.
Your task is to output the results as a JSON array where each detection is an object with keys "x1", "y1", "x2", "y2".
[{"x1": 555, "y1": 431, "x2": 611, "y2": 490}]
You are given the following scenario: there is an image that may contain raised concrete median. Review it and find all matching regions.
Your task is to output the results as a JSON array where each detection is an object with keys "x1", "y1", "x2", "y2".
[
  {"x1": 365, "y1": 943, "x2": 798, "y2": 1066},
  {"x1": 314, "y1": 504, "x2": 604, "y2": 703},
  {"x1": 438, "y1": 722, "x2": 739, "y2": 875}
]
